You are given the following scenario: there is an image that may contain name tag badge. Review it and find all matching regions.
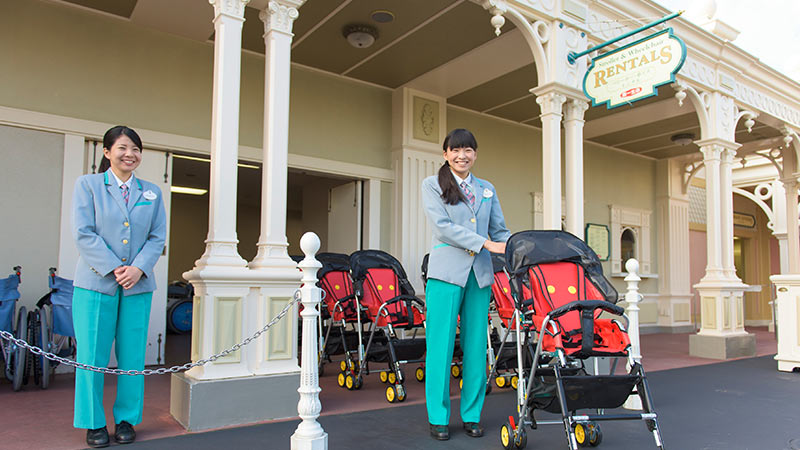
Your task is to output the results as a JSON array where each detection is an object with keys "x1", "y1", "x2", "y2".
[
  {"x1": 143, "y1": 190, "x2": 157, "y2": 201},
  {"x1": 483, "y1": 188, "x2": 493, "y2": 198}
]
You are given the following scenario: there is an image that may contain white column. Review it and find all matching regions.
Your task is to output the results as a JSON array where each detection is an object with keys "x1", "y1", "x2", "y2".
[
  {"x1": 783, "y1": 177, "x2": 800, "y2": 273},
  {"x1": 698, "y1": 144, "x2": 724, "y2": 281},
  {"x1": 781, "y1": 138, "x2": 800, "y2": 273},
  {"x1": 534, "y1": 89, "x2": 566, "y2": 230},
  {"x1": 251, "y1": 0, "x2": 304, "y2": 270},
  {"x1": 564, "y1": 98, "x2": 588, "y2": 238},
  {"x1": 770, "y1": 180, "x2": 790, "y2": 274},
  {"x1": 363, "y1": 179, "x2": 382, "y2": 249},
  {"x1": 194, "y1": 0, "x2": 248, "y2": 269},
  {"x1": 719, "y1": 146, "x2": 741, "y2": 281},
  {"x1": 291, "y1": 232, "x2": 328, "y2": 450}
]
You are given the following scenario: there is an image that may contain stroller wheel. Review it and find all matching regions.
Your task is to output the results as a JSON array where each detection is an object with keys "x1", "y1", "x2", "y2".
[
  {"x1": 588, "y1": 422, "x2": 602, "y2": 447},
  {"x1": 575, "y1": 423, "x2": 588, "y2": 447},
  {"x1": 451, "y1": 363, "x2": 461, "y2": 378},
  {"x1": 354, "y1": 375, "x2": 364, "y2": 390},
  {"x1": 380, "y1": 371, "x2": 388, "y2": 383},
  {"x1": 511, "y1": 375, "x2": 519, "y2": 390},
  {"x1": 415, "y1": 366, "x2": 425, "y2": 382},
  {"x1": 340, "y1": 360, "x2": 347, "y2": 372},
  {"x1": 345, "y1": 374, "x2": 355, "y2": 390},
  {"x1": 385, "y1": 385, "x2": 397, "y2": 403},
  {"x1": 514, "y1": 427, "x2": 527, "y2": 449},
  {"x1": 459, "y1": 378, "x2": 463, "y2": 390},
  {"x1": 500, "y1": 422, "x2": 514, "y2": 450},
  {"x1": 337, "y1": 372, "x2": 346, "y2": 388},
  {"x1": 387, "y1": 372, "x2": 397, "y2": 384},
  {"x1": 396, "y1": 384, "x2": 406, "y2": 402},
  {"x1": 495, "y1": 376, "x2": 506, "y2": 388}
]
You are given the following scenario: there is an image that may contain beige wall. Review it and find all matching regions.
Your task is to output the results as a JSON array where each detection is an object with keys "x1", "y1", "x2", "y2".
[{"x1": 0, "y1": 124, "x2": 64, "y2": 309}]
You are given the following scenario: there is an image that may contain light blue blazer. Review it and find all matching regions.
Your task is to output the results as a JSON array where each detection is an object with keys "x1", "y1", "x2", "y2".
[
  {"x1": 421, "y1": 174, "x2": 511, "y2": 289},
  {"x1": 72, "y1": 171, "x2": 167, "y2": 296}
]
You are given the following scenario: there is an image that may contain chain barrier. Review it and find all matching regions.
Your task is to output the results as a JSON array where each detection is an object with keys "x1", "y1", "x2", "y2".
[{"x1": 0, "y1": 290, "x2": 304, "y2": 376}]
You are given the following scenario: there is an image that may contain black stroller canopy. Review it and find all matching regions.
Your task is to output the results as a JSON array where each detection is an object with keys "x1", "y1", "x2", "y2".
[
  {"x1": 491, "y1": 252, "x2": 506, "y2": 273},
  {"x1": 350, "y1": 250, "x2": 409, "y2": 282},
  {"x1": 316, "y1": 252, "x2": 351, "y2": 279},
  {"x1": 504, "y1": 230, "x2": 618, "y2": 303}
]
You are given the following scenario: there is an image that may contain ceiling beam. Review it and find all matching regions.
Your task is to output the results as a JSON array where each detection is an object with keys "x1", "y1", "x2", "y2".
[
  {"x1": 584, "y1": 99, "x2": 692, "y2": 139},
  {"x1": 737, "y1": 136, "x2": 786, "y2": 155},
  {"x1": 402, "y1": 27, "x2": 533, "y2": 98}
]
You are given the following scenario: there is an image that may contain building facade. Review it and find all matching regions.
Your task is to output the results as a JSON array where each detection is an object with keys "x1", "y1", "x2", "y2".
[{"x1": 1, "y1": 0, "x2": 799, "y2": 429}]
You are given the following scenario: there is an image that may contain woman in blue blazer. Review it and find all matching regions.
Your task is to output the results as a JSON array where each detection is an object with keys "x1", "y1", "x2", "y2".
[
  {"x1": 71, "y1": 126, "x2": 166, "y2": 448},
  {"x1": 421, "y1": 128, "x2": 511, "y2": 441}
]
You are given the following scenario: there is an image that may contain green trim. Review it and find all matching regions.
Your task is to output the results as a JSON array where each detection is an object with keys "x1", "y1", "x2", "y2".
[{"x1": 433, "y1": 243, "x2": 450, "y2": 250}]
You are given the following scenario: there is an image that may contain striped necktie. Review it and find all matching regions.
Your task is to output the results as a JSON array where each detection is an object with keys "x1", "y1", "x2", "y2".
[
  {"x1": 121, "y1": 183, "x2": 130, "y2": 205},
  {"x1": 460, "y1": 181, "x2": 475, "y2": 207}
]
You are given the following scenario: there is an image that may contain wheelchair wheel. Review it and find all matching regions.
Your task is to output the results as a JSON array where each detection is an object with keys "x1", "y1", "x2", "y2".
[
  {"x1": 38, "y1": 308, "x2": 51, "y2": 389},
  {"x1": 11, "y1": 306, "x2": 28, "y2": 391},
  {"x1": 28, "y1": 310, "x2": 40, "y2": 386}
]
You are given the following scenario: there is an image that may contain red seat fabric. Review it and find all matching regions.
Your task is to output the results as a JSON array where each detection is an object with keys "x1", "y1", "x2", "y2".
[
  {"x1": 319, "y1": 270, "x2": 357, "y2": 322},
  {"x1": 360, "y1": 268, "x2": 424, "y2": 328},
  {"x1": 523, "y1": 262, "x2": 630, "y2": 356}
]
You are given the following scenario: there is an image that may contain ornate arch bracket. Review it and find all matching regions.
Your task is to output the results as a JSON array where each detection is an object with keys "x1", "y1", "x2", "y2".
[
  {"x1": 732, "y1": 184, "x2": 776, "y2": 231},
  {"x1": 481, "y1": 0, "x2": 550, "y2": 84},
  {"x1": 682, "y1": 160, "x2": 704, "y2": 194}
]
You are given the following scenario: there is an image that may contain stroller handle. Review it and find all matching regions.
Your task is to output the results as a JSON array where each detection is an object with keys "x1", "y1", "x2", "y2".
[{"x1": 547, "y1": 299, "x2": 624, "y2": 319}]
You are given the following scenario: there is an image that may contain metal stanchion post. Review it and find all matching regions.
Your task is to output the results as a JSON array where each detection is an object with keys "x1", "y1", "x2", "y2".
[
  {"x1": 291, "y1": 232, "x2": 328, "y2": 450},
  {"x1": 623, "y1": 258, "x2": 643, "y2": 410}
]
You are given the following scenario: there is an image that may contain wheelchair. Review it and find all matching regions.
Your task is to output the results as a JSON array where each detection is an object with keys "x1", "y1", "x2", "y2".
[
  {"x1": 0, "y1": 266, "x2": 28, "y2": 391},
  {"x1": 28, "y1": 267, "x2": 76, "y2": 389}
]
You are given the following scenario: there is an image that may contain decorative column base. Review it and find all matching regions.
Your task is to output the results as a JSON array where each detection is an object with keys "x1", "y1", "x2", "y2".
[
  {"x1": 770, "y1": 275, "x2": 800, "y2": 372},
  {"x1": 171, "y1": 371, "x2": 299, "y2": 431},
  {"x1": 690, "y1": 282, "x2": 755, "y2": 359},
  {"x1": 689, "y1": 333, "x2": 756, "y2": 360},
  {"x1": 172, "y1": 267, "x2": 302, "y2": 430},
  {"x1": 656, "y1": 293, "x2": 695, "y2": 333}
]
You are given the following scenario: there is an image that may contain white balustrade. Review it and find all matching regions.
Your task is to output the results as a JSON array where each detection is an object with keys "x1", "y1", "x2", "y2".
[
  {"x1": 291, "y1": 232, "x2": 328, "y2": 450},
  {"x1": 623, "y1": 258, "x2": 643, "y2": 410}
]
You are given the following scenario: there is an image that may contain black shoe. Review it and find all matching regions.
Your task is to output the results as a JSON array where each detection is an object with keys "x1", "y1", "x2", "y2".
[
  {"x1": 86, "y1": 427, "x2": 109, "y2": 448},
  {"x1": 114, "y1": 421, "x2": 136, "y2": 444},
  {"x1": 429, "y1": 423, "x2": 450, "y2": 441},
  {"x1": 463, "y1": 422, "x2": 484, "y2": 437}
]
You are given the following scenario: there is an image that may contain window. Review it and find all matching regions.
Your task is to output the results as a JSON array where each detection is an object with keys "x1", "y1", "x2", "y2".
[
  {"x1": 620, "y1": 228, "x2": 636, "y2": 264},
  {"x1": 609, "y1": 205, "x2": 653, "y2": 276}
]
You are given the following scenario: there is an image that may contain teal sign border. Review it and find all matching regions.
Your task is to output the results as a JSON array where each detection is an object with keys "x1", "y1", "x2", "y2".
[{"x1": 582, "y1": 27, "x2": 687, "y2": 110}]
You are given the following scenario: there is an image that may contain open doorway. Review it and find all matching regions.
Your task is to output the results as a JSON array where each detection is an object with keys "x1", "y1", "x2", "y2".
[{"x1": 165, "y1": 156, "x2": 365, "y2": 364}]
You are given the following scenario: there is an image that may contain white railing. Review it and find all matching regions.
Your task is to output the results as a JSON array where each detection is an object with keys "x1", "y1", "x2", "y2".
[
  {"x1": 623, "y1": 258, "x2": 643, "y2": 410},
  {"x1": 291, "y1": 232, "x2": 328, "y2": 450}
]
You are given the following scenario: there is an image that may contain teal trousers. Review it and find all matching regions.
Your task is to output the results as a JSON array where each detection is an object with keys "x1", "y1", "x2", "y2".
[
  {"x1": 425, "y1": 270, "x2": 490, "y2": 425},
  {"x1": 72, "y1": 286, "x2": 152, "y2": 429}
]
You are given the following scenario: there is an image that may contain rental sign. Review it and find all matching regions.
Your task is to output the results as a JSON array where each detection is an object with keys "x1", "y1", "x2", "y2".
[{"x1": 583, "y1": 28, "x2": 686, "y2": 109}]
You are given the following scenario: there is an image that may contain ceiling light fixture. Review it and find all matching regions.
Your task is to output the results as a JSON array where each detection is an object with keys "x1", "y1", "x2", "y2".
[
  {"x1": 171, "y1": 186, "x2": 208, "y2": 196},
  {"x1": 343, "y1": 24, "x2": 378, "y2": 49},
  {"x1": 670, "y1": 133, "x2": 695, "y2": 146},
  {"x1": 370, "y1": 10, "x2": 394, "y2": 23},
  {"x1": 172, "y1": 154, "x2": 260, "y2": 169}
]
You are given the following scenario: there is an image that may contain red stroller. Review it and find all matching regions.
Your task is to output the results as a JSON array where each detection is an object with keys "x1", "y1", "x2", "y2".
[
  {"x1": 347, "y1": 250, "x2": 426, "y2": 403},
  {"x1": 499, "y1": 231, "x2": 663, "y2": 450}
]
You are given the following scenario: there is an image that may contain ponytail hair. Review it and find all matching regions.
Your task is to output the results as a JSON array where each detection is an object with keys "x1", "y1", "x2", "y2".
[{"x1": 437, "y1": 128, "x2": 478, "y2": 205}]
